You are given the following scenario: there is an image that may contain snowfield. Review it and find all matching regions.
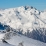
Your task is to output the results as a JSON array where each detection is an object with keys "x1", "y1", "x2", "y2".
[
  {"x1": 6, "y1": 34, "x2": 46, "y2": 46},
  {"x1": 0, "y1": 41, "x2": 14, "y2": 46},
  {"x1": 0, "y1": 32, "x2": 46, "y2": 46}
]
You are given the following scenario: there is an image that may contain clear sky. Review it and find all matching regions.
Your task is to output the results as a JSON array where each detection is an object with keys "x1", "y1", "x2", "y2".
[{"x1": 0, "y1": 0, "x2": 46, "y2": 11}]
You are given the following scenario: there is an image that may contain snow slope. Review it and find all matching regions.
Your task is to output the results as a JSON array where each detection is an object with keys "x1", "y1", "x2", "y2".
[
  {"x1": 3, "y1": 32, "x2": 46, "y2": 46},
  {"x1": 0, "y1": 33, "x2": 15, "y2": 46},
  {"x1": 0, "y1": 41, "x2": 14, "y2": 46},
  {"x1": 0, "y1": 31, "x2": 46, "y2": 46}
]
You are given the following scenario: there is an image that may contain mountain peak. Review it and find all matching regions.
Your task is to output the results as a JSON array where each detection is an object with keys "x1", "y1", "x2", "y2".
[
  {"x1": 24, "y1": 6, "x2": 34, "y2": 10},
  {"x1": 0, "y1": 6, "x2": 46, "y2": 32}
]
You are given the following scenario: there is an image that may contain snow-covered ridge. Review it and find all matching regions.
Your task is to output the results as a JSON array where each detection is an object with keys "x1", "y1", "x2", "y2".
[
  {"x1": 0, "y1": 30, "x2": 46, "y2": 46},
  {"x1": 0, "y1": 6, "x2": 46, "y2": 33}
]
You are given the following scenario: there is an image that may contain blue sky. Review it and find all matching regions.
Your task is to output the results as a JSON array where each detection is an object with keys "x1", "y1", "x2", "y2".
[{"x1": 0, "y1": 0, "x2": 46, "y2": 10}]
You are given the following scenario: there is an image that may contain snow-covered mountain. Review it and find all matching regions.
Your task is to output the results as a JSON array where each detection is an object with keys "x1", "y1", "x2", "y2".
[
  {"x1": 0, "y1": 6, "x2": 46, "y2": 44},
  {"x1": 0, "y1": 6, "x2": 46, "y2": 32}
]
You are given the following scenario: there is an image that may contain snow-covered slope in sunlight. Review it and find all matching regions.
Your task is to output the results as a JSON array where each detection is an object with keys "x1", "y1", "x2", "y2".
[
  {"x1": 0, "y1": 33, "x2": 5, "y2": 40},
  {"x1": 6, "y1": 33, "x2": 46, "y2": 46},
  {"x1": 0, "y1": 28, "x2": 46, "y2": 46},
  {"x1": 0, "y1": 41, "x2": 14, "y2": 46},
  {"x1": 0, "y1": 6, "x2": 46, "y2": 33},
  {"x1": 0, "y1": 33, "x2": 15, "y2": 46}
]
